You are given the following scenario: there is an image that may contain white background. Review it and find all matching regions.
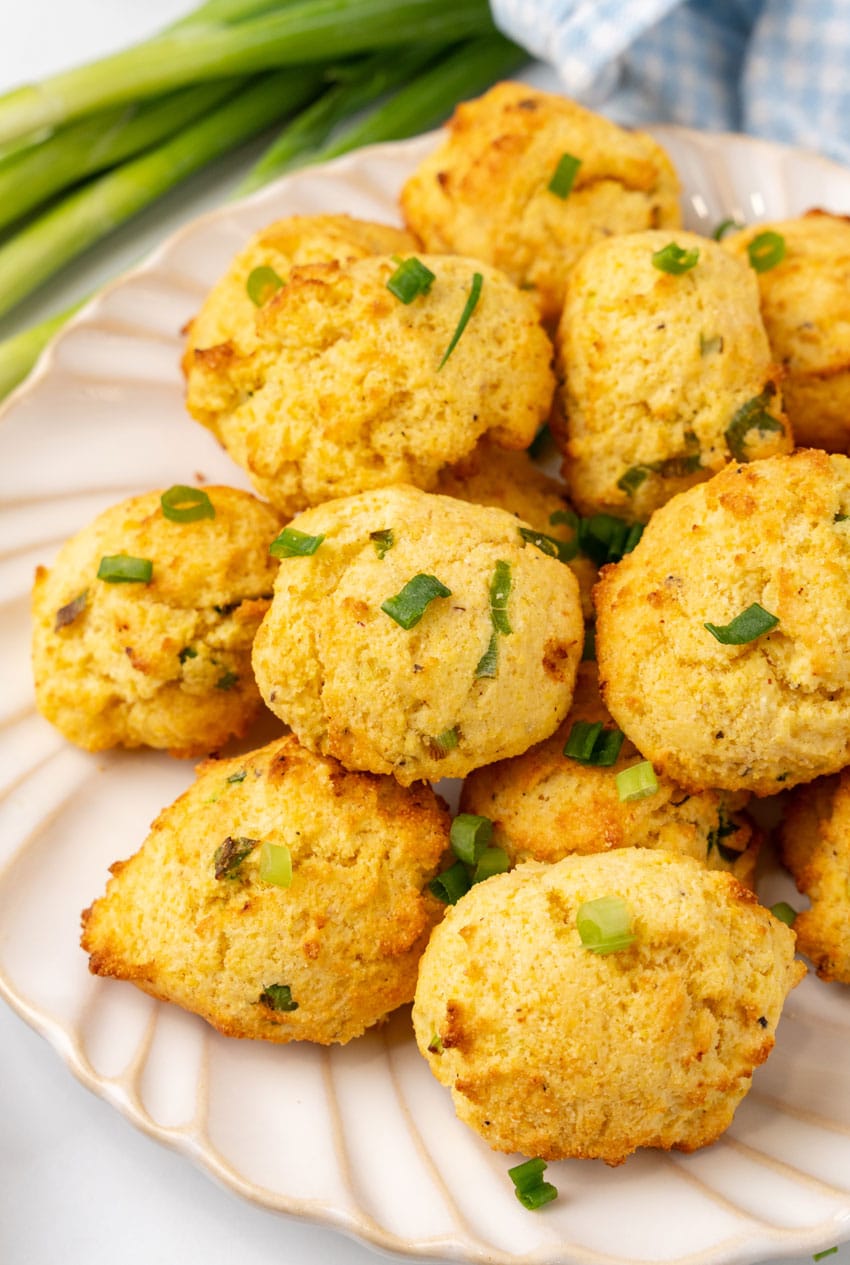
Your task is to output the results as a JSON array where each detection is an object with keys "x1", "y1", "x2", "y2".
[{"x1": 0, "y1": 5, "x2": 847, "y2": 1265}]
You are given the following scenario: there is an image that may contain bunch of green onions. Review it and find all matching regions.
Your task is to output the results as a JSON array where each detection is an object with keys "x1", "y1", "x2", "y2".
[{"x1": 0, "y1": 0, "x2": 524, "y2": 401}]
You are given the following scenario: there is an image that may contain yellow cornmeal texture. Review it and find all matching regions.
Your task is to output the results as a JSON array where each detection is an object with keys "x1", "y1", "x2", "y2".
[
  {"x1": 187, "y1": 253, "x2": 554, "y2": 517},
  {"x1": 724, "y1": 211, "x2": 850, "y2": 453},
  {"x1": 32, "y1": 487, "x2": 281, "y2": 756},
  {"x1": 435, "y1": 438, "x2": 597, "y2": 617},
  {"x1": 780, "y1": 772, "x2": 850, "y2": 984},
  {"x1": 400, "y1": 81, "x2": 681, "y2": 325},
  {"x1": 554, "y1": 229, "x2": 791, "y2": 523},
  {"x1": 596, "y1": 450, "x2": 850, "y2": 795},
  {"x1": 252, "y1": 486, "x2": 583, "y2": 785},
  {"x1": 461, "y1": 662, "x2": 758, "y2": 886},
  {"x1": 183, "y1": 214, "x2": 417, "y2": 428},
  {"x1": 413, "y1": 849, "x2": 803, "y2": 1164},
  {"x1": 82, "y1": 735, "x2": 451, "y2": 1044}
]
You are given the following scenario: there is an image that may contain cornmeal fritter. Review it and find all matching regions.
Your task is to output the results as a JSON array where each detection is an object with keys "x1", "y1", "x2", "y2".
[
  {"x1": 435, "y1": 438, "x2": 596, "y2": 617},
  {"x1": 780, "y1": 771, "x2": 850, "y2": 984},
  {"x1": 82, "y1": 734, "x2": 451, "y2": 1044},
  {"x1": 252, "y1": 485, "x2": 583, "y2": 785},
  {"x1": 183, "y1": 213, "x2": 417, "y2": 427},
  {"x1": 413, "y1": 849, "x2": 803, "y2": 1164},
  {"x1": 400, "y1": 81, "x2": 681, "y2": 324},
  {"x1": 32, "y1": 486, "x2": 281, "y2": 756},
  {"x1": 553, "y1": 229, "x2": 791, "y2": 522},
  {"x1": 187, "y1": 253, "x2": 554, "y2": 517},
  {"x1": 596, "y1": 450, "x2": 850, "y2": 794},
  {"x1": 461, "y1": 663, "x2": 758, "y2": 886},
  {"x1": 724, "y1": 211, "x2": 850, "y2": 452}
]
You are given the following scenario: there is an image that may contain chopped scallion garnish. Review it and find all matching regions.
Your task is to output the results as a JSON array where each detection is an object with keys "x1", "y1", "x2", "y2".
[
  {"x1": 713, "y1": 218, "x2": 744, "y2": 241},
  {"x1": 429, "y1": 727, "x2": 459, "y2": 758},
  {"x1": 450, "y1": 812, "x2": 493, "y2": 865},
  {"x1": 226, "y1": 770, "x2": 246, "y2": 784},
  {"x1": 370, "y1": 528, "x2": 394, "y2": 559},
  {"x1": 216, "y1": 671, "x2": 239, "y2": 691},
  {"x1": 178, "y1": 645, "x2": 197, "y2": 664},
  {"x1": 386, "y1": 256, "x2": 436, "y2": 303},
  {"x1": 704, "y1": 602, "x2": 778, "y2": 645},
  {"x1": 427, "y1": 1032, "x2": 444, "y2": 1054},
  {"x1": 472, "y1": 846, "x2": 510, "y2": 884},
  {"x1": 563, "y1": 720, "x2": 624, "y2": 767},
  {"x1": 770, "y1": 901, "x2": 797, "y2": 927},
  {"x1": 616, "y1": 761, "x2": 658, "y2": 802},
  {"x1": 518, "y1": 525, "x2": 576, "y2": 562},
  {"x1": 97, "y1": 554, "x2": 152, "y2": 584},
  {"x1": 652, "y1": 242, "x2": 699, "y2": 274},
  {"x1": 428, "y1": 860, "x2": 471, "y2": 905},
  {"x1": 700, "y1": 333, "x2": 723, "y2": 356},
  {"x1": 549, "y1": 507, "x2": 579, "y2": 531},
  {"x1": 577, "y1": 896, "x2": 636, "y2": 954},
  {"x1": 213, "y1": 836, "x2": 258, "y2": 880},
  {"x1": 488, "y1": 559, "x2": 512, "y2": 635},
  {"x1": 747, "y1": 230, "x2": 785, "y2": 273},
  {"x1": 813, "y1": 1248, "x2": 838, "y2": 1261},
  {"x1": 577, "y1": 514, "x2": 643, "y2": 566},
  {"x1": 706, "y1": 807, "x2": 742, "y2": 862},
  {"x1": 160, "y1": 484, "x2": 214, "y2": 523},
  {"x1": 258, "y1": 841, "x2": 292, "y2": 888},
  {"x1": 259, "y1": 983, "x2": 298, "y2": 1012},
  {"x1": 381, "y1": 573, "x2": 451, "y2": 629},
  {"x1": 725, "y1": 388, "x2": 785, "y2": 460},
  {"x1": 617, "y1": 466, "x2": 649, "y2": 496},
  {"x1": 269, "y1": 526, "x2": 325, "y2": 558},
  {"x1": 246, "y1": 265, "x2": 284, "y2": 307},
  {"x1": 508, "y1": 1158, "x2": 558, "y2": 1211},
  {"x1": 54, "y1": 589, "x2": 88, "y2": 631},
  {"x1": 438, "y1": 272, "x2": 483, "y2": 370},
  {"x1": 548, "y1": 151, "x2": 581, "y2": 199},
  {"x1": 475, "y1": 631, "x2": 499, "y2": 678}
]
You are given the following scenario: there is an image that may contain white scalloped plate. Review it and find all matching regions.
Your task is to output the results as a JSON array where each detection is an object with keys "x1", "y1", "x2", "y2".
[{"x1": 3, "y1": 126, "x2": 850, "y2": 1265}]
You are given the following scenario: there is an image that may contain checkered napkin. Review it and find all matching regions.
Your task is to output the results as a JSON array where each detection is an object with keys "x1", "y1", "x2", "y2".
[{"x1": 491, "y1": 0, "x2": 850, "y2": 167}]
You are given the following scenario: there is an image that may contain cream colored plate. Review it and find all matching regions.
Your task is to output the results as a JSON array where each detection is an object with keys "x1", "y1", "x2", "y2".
[{"x1": 3, "y1": 127, "x2": 850, "y2": 1265}]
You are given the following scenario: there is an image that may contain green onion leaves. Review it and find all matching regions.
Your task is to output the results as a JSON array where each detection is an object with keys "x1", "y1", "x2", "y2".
[
  {"x1": 258, "y1": 841, "x2": 292, "y2": 888},
  {"x1": 652, "y1": 242, "x2": 699, "y2": 274},
  {"x1": 700, "y1": 333, "x2": 723, "y2": 356},
  {"x1": 508, "y1": 1158, "x2": 558, "y2": 1211},
  {"x1": 97, "y1": 554, "x2": 152, "y2": 583},
  {"x1": 54, "y1": 589, "x2": 88, "y2": 631},
  {"x1": 518, "y1": 525, "x2": 577, "y2": 562},
  {"x1": 563, "y1": 720, "x2": 624, "y2": 767},
  {"x1": 246, "y1": 265, "x2": 284, "y2": 307},
  {"x1": 160, "y1": 484, "x2": 215, "y2": 522},
  {"x1": 747, "y1": 230, "x2": 785, "y2": 273},
  {"x1": 618, "y1": 435, "x2": 702, "y2": 495},
  {"x1": 706, "y1": 808, "x2": 744, "y2": 863},
  {"x1": 450, "y1": 813, "x2": 493, "y2": 865},
  {"x1": 226, "y1": 770, "x2": 246, "y2": 784},
  {"x1": 616, "y1": 761, "x2": 658, "y2": 802},
  {"x1": 214, "y1": 835, "x2": 258, "y2": 880},
  {"x1": 713, "y1": 218, "x2": 743, "y2": 241},
  {"x1": 704, "y1": 602, "x2": 779, "y2": 645},
  {"x1": 770, "y1": 901, "x2": 797, "y2": 927},
  {"x1": 548, "y1": 152, "x2": 581, "y2": 199},
  {"x1": 812, "y1": 1247, "x2": 838, "y2": 1261},
  {"x1": 216, "y1": 671, "x2": 239, "y2": 691},
  {"x1": 269, "y1": 526, "x2": 325, "y2": 558},
  {"x1": 475, "y1": 632, "x2": 499, "y2": 679},
  {"x1": 577, "y1": 896, "x2": 636, "y2": 954},
  {"x1": 430, "y1": 811, "x2": 508, "y2": 902},
  {"x1": 382, "y1": 573, "x2": 452, "y2": 629},
  {"x1": 473, "y1": 846, "x2": 510, "y2": 883},
  {"x1": 576, "y1": 514, "x2": 643, "y2": 566},
  {"x1": 476, "y1": 560, "x2": 512, "y2": 678},
  {"x1": 370, "y1": 528, "x2": 394, "y2": 559},
  {"x1": 428, "y1": 861, "x2": 471, "y2": 905},
  {"x1": 428, "y1": 727, "x2": 459, "y2": 758},
  {"x1": 438, "y1": 272, "x2": 482, "y2": 369},
  {"x1": 386, "y1": 255, "x2": 435, "y2": 303},
  {"x1": 725, "y1": 387, "x2": 785, "y2": 460},
  {"x1": 259, "y1": 983, "x2": 298, "y2": 1012}
]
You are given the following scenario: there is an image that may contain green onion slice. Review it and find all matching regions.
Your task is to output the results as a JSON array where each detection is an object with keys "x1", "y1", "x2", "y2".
[
  {"x1": 213, "y1": 835, "x2": 258, "y2": 880},
  {"x1": 700, "y1": 333, "x2": 724, "y2": 356},
  {"x1": 488, "y1": 559, "x2": 512, "y2": 635},
  {"x1": 473, "y1": 846, "x2": 510, "y2": 884},
  {"x1": 427, "y1": 1032, "x2": 444, "y2": 1055},
  {"x1": 770, "y1": 901, "x2": 797, "y2": 927},
  {"x1": 269, "y1": 526, "x2": 325, "y2": 558},
  {"x1": 617, "y1": 466, "x2": 649, "y2": 496},
  {"x1": 97, "y1": 554, "x2": 152, "y2": 584},
  {"x1": 616, "y1": 761, "x2": 658, "y2": 802},
  {"x1": 428, "y1": 861, "x2": 471, "y2": 905},
  {"x1": 812, "y1": 1248, "x2": 838, "y2": 1261},
  {"x1": 704, "y1": 602, "x2": 778, "y2": 645},
  {"x1": 528, "y1": 423, "x2": 554, "y2": 461},
  {"x1": 259, "y1": 983, "x2": 298, "y2": 1012},
  {"x1": 178, "y1": 645, "x2": 197, "y2": 663},
  {"x1": 577, "y1": 896, "x2": 636, "y2": 954},
  {"x1": 549, "y1": 507, "x2": 579, "y2": 531},
  {"x1": 160, "y1": 484, "x2": 215, "y2": 523},
  {"x1": 563, "y1": 720, "x2": 624, "y2": 767},
  {"x1": 258, "y1": 841, "x2": 292, "y2": 888},
  {"x1": 438, "y1": 272, "x2": 483, "y2": 370},
  {"x1": 475, "y1": 631, "x2": 499, "y2": 679},
  {"x1": 450, "y1": 812, "x2": 493, "y2": 865},
  {"x1": 725, "y1": 388, "x2": 785, "y2": 460},
  {"x1": 386, "y1": 256, "x2": 436, "y2": 303},
  {"x1": 381, "y1": 573, "x2": 451, "y2": 629},
  {"x1": 713, "y1": 218, "x2": 744, "y2": 241},
  {"x1": 577, "y1": 514, "x2": 643, "y2": 566},
  {"x1": 370, "y1": 528, "x2": 394, "y2": 559},
  {"x1": 706, "y1": 808, "x2": 742, "y2": 862},
  {"x1": 54, "y1": 589, "x2": 88, "y2": 631},
  {"x1": 652, "y1": 241, "x2": 700, "y2": 274},
  {"x1": 747, "y1": 230, "x2": 785, "y2": 273},
  {"x1": 226, "y1": 770, "x2": 246, "y2": 784},
  {"x1": 429, "y1": 727, "x2": 459, "y2": 758},
  {"x1": 548, "y1": 152, "x2": 581, "y2": 199},
  {"x1": 518, "y1": 525, "x2": 576, "y2": 562},
  {"x1": 246, "y1": 265, "x2": 284, "y2": 307},
  {"x1": 216, "y1": 671, "x2": 239, "y2": 691},
  {"x1": 508, "y1": 1158, "x2": 558, "y2": 1210}
]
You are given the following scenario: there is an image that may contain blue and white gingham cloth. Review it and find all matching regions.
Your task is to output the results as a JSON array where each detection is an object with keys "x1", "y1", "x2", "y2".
[{"x1": 491, "y1": 0, "x2": 850, "y2": 167}]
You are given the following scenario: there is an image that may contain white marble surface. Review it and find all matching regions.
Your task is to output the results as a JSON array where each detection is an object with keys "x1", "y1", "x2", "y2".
[{"x1": 1, "y1": 6, "x2": 848, "y2": 1265}]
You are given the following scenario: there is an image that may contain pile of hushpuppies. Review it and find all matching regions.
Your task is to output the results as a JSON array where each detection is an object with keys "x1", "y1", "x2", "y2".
[{"x1": 30, "y1": 83, "x2": 850, "y2": 1170}]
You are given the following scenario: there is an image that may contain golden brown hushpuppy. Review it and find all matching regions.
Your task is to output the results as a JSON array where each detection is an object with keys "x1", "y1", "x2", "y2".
[
  {"x1": 461, "y1": 663, "x2": 758, "y2": 886},
  {"x1": 413, "y1": 849, "x2": 803, "y2": 1164},
  {"x1": 780, "y1": 771, "x2": 850, "y2": 983},
  {"x1": 435, "y1": 438, "x2": 596, "y2": 616},
  {"x1": 82, "y1": 734, "x2": 451, "y2": 1044},
  {"x1": 32, "y1": 486, "x2": 281, "y2": 756},
  {"x1": 252, "y1": 485, "x2": 583, "y2": 785},
  {"x1": 187, "y1": 253, "x2": 554, "y2": 517},
  {"x1": 596, "y1": 450, "x2": 850, "y2": 795},
  {"x1": 724, "y1": 211, "x2": 850, "y2": 452},
  {"x1": 553, "y1": 229, "x2": 791, "y2": 522},
  {"x1": 400, "y1": 82, "x2": 681, "y2": 324},
  {"x1": 183, "y1": 213, "x2": 417, "y2": 427}
]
